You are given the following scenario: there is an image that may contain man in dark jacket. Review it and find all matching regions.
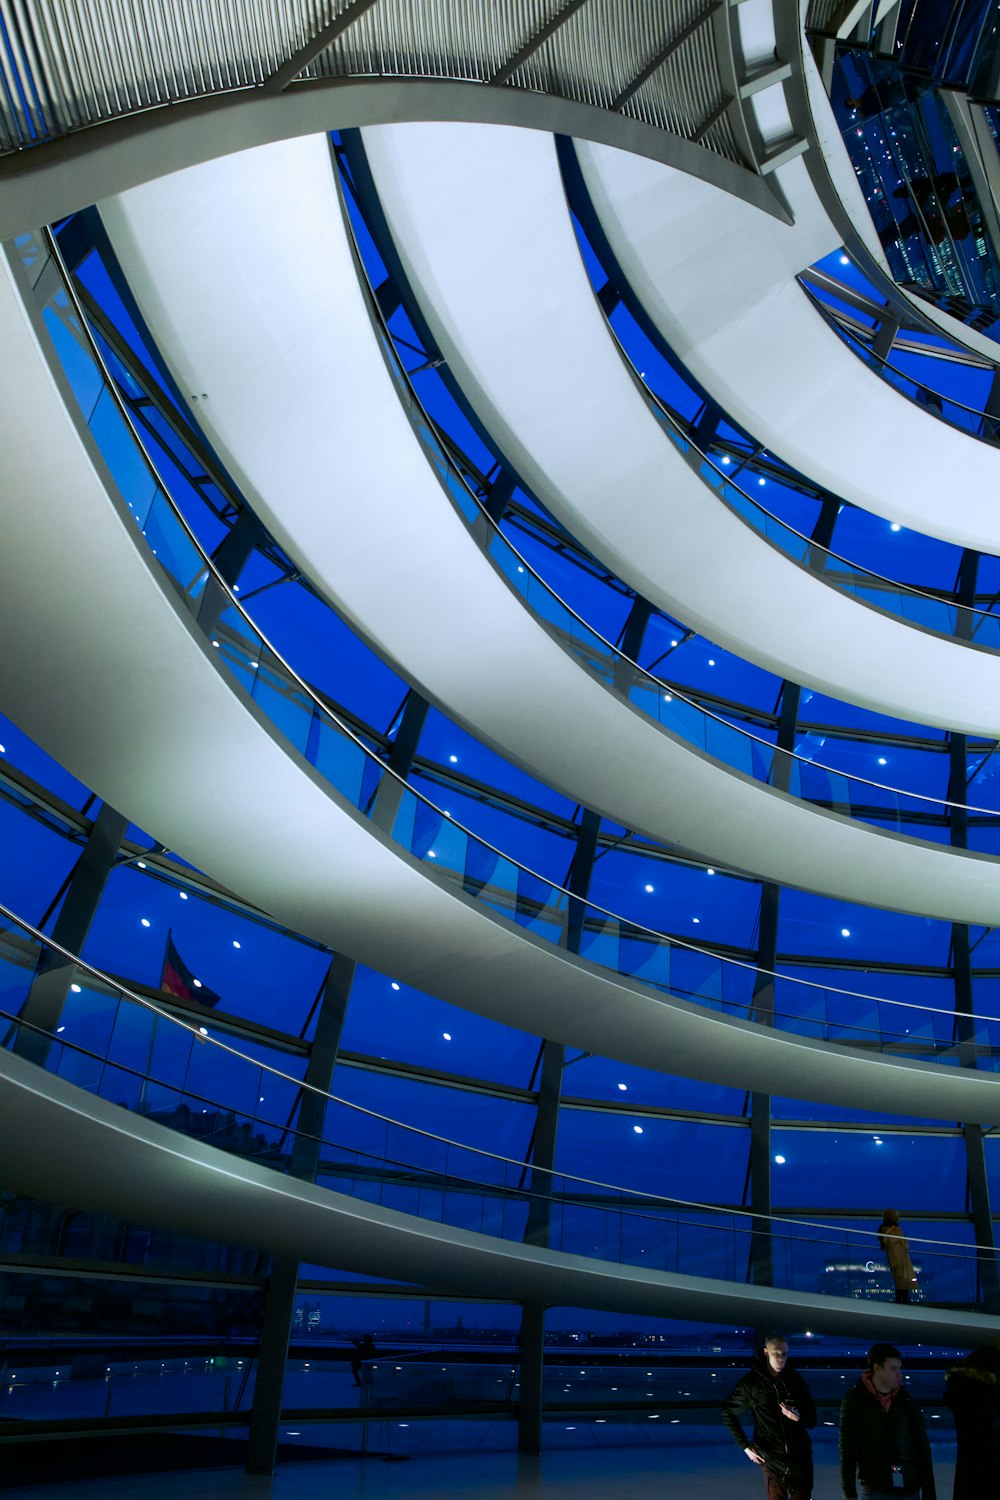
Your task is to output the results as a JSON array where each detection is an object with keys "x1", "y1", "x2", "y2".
[
  {"x1": 723, "y1": 1334, "x2": 817, "y2": 1499},
  {"x1": 840, "y1": 1343, "x2": 935, "y2": 1500}
]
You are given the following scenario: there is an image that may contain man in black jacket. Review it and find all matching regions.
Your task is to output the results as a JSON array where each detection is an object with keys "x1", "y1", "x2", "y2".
[
  {"x1": 840, "y1": 1343, "x2": 936, "y2": 1500},
  {"x1": 723, "y1": 1334, "x2": 817, "y2": 1499}
]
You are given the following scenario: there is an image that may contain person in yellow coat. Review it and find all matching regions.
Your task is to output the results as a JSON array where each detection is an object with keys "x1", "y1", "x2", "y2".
[{"x1": 878, "y1": 1210, "x2": 917, "y2": 1304}]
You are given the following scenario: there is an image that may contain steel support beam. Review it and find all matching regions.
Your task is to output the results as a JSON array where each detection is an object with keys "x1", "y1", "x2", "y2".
[
  {"x1": 245, "y1": 950, "x2": 356, "y2": 1473},
  {"x1": 15, "y1": 802, "x2": 127, "y2": 1067},
  {"x1": 490, "y1": 0, "x2": 592, "y2": 87},
  {"x1": 368, "y1": 690, "x2": 431, "y2": 835},
  {"x1": 518, "y1": 806, "x2": 599, "y2": 1451}
]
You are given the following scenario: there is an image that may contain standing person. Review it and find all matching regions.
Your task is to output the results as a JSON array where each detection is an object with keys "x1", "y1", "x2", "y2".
[
  {"x1": 722, "y1": 1333, "x2": 817, "y2": 1499},
  {"x1": 840, "y1": 1343, "x2": 935, "y2": 1500},
  {"x1": 943, "y1": 1344, "x2": 1000, "y2": 1499},
  {"x1": 878, "y1": 1210, "x2": 917, "y2": 1303},
  {"x1": 350, "y1": 1332, "x2": 376, "y2": 1387}
]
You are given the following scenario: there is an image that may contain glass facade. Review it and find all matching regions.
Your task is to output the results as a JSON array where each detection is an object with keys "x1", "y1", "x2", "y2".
[{"x1": 2, "y1": 73, "x2": 998, "y2": 1482}]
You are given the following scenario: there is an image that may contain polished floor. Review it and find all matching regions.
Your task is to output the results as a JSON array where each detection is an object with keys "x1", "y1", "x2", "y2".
[{"x1": 5, "y1": 1437, "x2": 956, "y2": 1498}]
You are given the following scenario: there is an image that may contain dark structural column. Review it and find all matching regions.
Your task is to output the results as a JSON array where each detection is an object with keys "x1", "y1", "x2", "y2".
[
  {"x1": 245, "y1": 951, "x2": 357, "y2": 1473},
  {"x1": 368, "y1": 689, "x2": 431, "y2": 836},
  {"x1": 518, "y1": 808, "x2": 600, "y2": 1454},
  {"x1": 16, "y1": 802, "x2": 128, "y2": 1067},
  {"x1": 195, "y1": 508, "x2": 265, "y2": 637},
  {"x1": 748, "y1": 682, "x2": 799, "y2": 1291},
  {"x1": 947, "y1": 548, "x2": 999, "y2": 1305},
  {"x1": 612, "y1": 594, "x2": 653, "y2": 697}
]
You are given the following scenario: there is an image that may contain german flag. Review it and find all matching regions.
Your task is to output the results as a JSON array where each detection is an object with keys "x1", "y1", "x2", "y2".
[{"x1": 160, "y1": 930, "x2": 220, "y2": 1008}]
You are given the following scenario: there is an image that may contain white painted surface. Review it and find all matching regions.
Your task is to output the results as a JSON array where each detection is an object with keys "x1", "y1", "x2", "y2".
[
  {"x1": 362, "y1": 122, "x2": 1000, "y2": 737},
  {"x1": 99, "y1": 137, "x2": 1000, "y2": 922},
  {"x1": 2, "y1": 1040, "x2": 996, "y2": 1342},
  {"x1": 4, "y1": 243, "x2": 1000, "y2": 1119},
  {"x1": 576, "y1": 119, "x2": 1000, "y2": 555}
]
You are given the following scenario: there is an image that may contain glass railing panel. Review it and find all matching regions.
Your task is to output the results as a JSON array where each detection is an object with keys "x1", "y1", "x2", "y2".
[
  {"x1": 5, "y1": 907, "x2": 1000, "y2": 1304},
  {"x1": 25, "y1": 233, "x2": 1000, "y2": 1063}
]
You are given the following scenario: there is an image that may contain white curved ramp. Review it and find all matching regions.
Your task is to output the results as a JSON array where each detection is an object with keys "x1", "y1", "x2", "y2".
[
  {"x1": 360, "y1": 120, "x2": 1000, "y2": 741},
  {"x1": 96, "y1": 137, "x2": 1000, "y2": 935},
  {"x1": 4, "y1": 1042, "x2": 992, "y2": 1344},
  {"x1": 3, "y1": 242, "x2": 1000, "y2": 1122},
  {"x1": 575, "y1": 54, "x2": 1000, "y2": 557}
]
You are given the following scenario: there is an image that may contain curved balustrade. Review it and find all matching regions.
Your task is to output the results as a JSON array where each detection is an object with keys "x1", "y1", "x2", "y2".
[
  {"x1": 0, "y1": 901, "x2": 995, "y2": 1308},
  {"x1": 800, "y1": 275, "x2": 1000, "y2": 448},
  {"x1": 556, "y1": 197, "x2": 1000, "y2": 651},
  {"x1": 18, "y1": 224, "x2": 1000, "y2": 1058},
  {"x1": 544, "y1": 135, "x2": 1000, "y2": 637},
  {"x1": 58, "y1": 203, "x2": 1000, "y2": 855},
  {"x1": 329, "y1": 188, "x2": 1000, "y2": 848}
]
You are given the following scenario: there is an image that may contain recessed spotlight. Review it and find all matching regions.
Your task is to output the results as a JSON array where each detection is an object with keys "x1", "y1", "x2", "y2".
[
  {"x1": 70, "y1": 983, "x2": 81, "y2": 994},
  {"x1": 644, "y1": 883, "x2": 654, "y2": 893},
  {"x1": 232, "y1": 940, "x2": 241, "y2": 949},
  {"x1": 757, "y1": 477, "x2": 766, "y2": 487},
  {"x1": 391, "y1": 981, "x2": 400, "y2": 991},
  {"x1": 774, "y1": 1154, "x2": 786, "y2": 1164},
  {"x1": 618, "y1": 1083, "x2": 628, "y2": 1091},
  {"x1": 442, "y1": 1032, "x2": 452, "y2": 1040},
  {"x1": 841, "y1": 928, "x2": 851, "y2": 937},
  {"x1": 179, "y1": 891, "x2": 188, "y2": 900},
  {"x1": 140, "y1": 918, "x2": 151, "y2": 928},
  {"x1": 692, "y1": 917, "x2": 700, "y2": 923},
  {"x1": 137, "y1": 861, "x2": 146, "y2": 869},
  {"x1": 839, "y1": 254, "x2": 850, "y2": 265},
  {"x1": 633, "y1": 1125, "x2": 644, "y2": 1134},
  {"x1": 890, "y1": 522, "x2": 901, "y2": 532},
  {"x1": 877, "y1": 757, "x2": 887, "y2": 766},
  {"x1": 193, "y1": 979, "x2": 203, "y2": 989},
  {"x1": 449, "y1": 754, "x2": 458, "y2": 763},
  {"x1": 707, "y1": 868, "x2": 715, "y2": 876}
]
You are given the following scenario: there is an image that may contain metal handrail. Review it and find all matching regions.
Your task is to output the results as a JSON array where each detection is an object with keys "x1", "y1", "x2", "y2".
[
  {"x1": 30, "y1": 228, "x2": 1000, "y2": 1032},
  {"x1": 801, "y1": 274, "x2": 1000, "y2": 430},
  {"x1": 326, "y1": 197, "x2": 1000, "y2": 820},
  {"x1": 2, "y1": 896, "x2": 994, "y2": 1260}
]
